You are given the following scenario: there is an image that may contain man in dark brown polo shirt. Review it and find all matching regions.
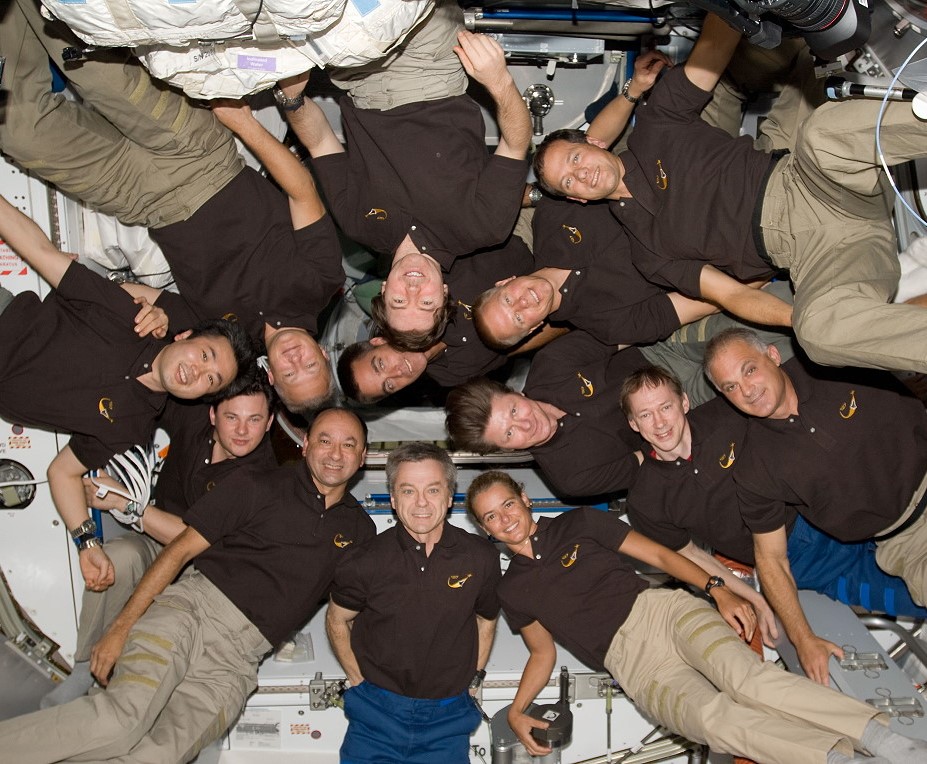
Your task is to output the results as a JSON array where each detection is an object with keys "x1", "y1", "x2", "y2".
[
  {"x1": 704, "y1": 328, "x2": 927, "y2": 685},
  {"x1": 0, "y1": 0, "x2": 344, "y2": 414},
  {"x1": 533, "y1": 12, "x2": 927, "y2": 374},
  {"x1": 41, "y1": 378, "x2": 279, "y2": 708},
  {"x1": 473, "y1": 196, "x2": 713, "y2": 350},
  {"x1": 466, "y1": 470, "x2": 925, "y2": 764},
  {"x1": 446, "y1": 332, "x2": 649, "y2": 499},
  {"x1": 338, "y1": 234, "x2": 536, "y2": 403},
  {"x1": 0, "y1": 407, "x2": 375, "y2": 763},
  {"x1": 0, "y1": 195, "x2": 253, "y2": 600},
  {"x1": 327, "y1": 443, "x2": 499, "y2": 763},
  {"x1": 620, "y1": 365, "x2": 927, "y2": 654},
  {"x1": 284, "y1": 0, "x2": 530, "y2": 350}
]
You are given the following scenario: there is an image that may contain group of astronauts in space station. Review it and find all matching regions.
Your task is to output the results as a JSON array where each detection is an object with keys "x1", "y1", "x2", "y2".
[{"x1": 3, "y1": 0, "x2": 927, "y2": 761}]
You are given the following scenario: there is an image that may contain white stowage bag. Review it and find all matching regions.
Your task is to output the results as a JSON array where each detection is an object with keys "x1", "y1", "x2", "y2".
[{"x1": 41, "y1": 0, "x2": 433, "y2": 98}]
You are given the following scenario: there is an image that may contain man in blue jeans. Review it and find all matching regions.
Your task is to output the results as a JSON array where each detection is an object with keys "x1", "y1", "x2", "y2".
[
  {"x1": 326, "y1": 443, "x2": 500, "y2": 762},
  {"x1": 620, "y1": 365, "x2": 927, "y2": 653}
]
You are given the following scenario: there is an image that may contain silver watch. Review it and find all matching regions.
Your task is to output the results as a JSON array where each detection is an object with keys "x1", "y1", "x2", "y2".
[
  {"x1": 69, "y1": 518, "x2": 97, "y2": 539},
  {"x1": 273, "y1": 86, "x2": 305, "y2": 112},
  {"x1": 78, "y1": 536, "x2": 103, "y2": 552},
  {"x1": 528, "y1": 184, "x2": 543, "y2": 207}
]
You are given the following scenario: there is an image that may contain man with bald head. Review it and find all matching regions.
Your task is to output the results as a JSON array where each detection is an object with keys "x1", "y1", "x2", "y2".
[{"x1": 704, "y1": 328, "x2": 927, "y2": 685}]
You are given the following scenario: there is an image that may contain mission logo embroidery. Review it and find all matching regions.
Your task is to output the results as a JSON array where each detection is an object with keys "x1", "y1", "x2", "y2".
[
  {"x1": 577, "y1": 372, "x2": 594, "y2": 398},
  {"x1": 718, "y1": 442, "x2": 736, "y2": 469},
  {"x1": 458, "y1": 299, "x2": 473, "y2": 321},
  {"x1": 365, "y1": 208, "x2": 388, "y2": 220},
  {"x1": 561, "y1": 224, "x2": 582, "y2": 244},
  {"x1": 333, "y1": 533, "x2": 353, "y2": 549},
  {"x1": 839, "y1": 390, "x2": 858, "y2": 420},
  {"x1": 98, "y1": 397, "x2": 115, "y2": 424},
  {"x1": 560, "y1": 544, "x2": 579, "y2": 568},
  {"x1": 655, "y1": 159, "x2": 668, "y2": 190},
  {"x1": 448, "y1": 573, "x2": 473, "y2": 588},
  {"x1": 222, "y1": 312, "x2": 238, "y2": 323}
]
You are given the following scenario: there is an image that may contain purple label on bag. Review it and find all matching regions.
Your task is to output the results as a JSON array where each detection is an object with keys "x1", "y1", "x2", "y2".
[{"x1": 236, "y1": 55, "x2": 277, "y2": 72}]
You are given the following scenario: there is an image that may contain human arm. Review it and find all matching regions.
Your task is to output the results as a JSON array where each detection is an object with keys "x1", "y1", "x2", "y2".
[
  {"x1": 81, "y1": 473, "x2": 188, "y2": 545},
  {"x1": 684, "y1": 13, "x2": 742, "y2": 93},
  {"x1": 509, "y1": 620, "x2": 558, "y2": 757},
  {"x1": 668, "y1": 291, "x2": 719, "y2": 326},
  {"x1": 588, "y1": 50, "x2": 673, "y2": 146},
  {"x1": 619, "y1": 529, "x2": 757, "y2": 640},
  {"x1": 47, "y1": 445, "x2": 115, "y2": 592},
  {"x1": 0, "y1": 195, "x2": 74, "y2": 289},
  {"x1": 118, "y1": 283, "x2": 169, "y2": 339},
  {"x1": 475, "y1": 614, "x2": 497, "y2": 671},
  {"x1": 699, "y1": 265, "x2": 792, "y2": 327},
  {"x1": 509, "y1": 324, "x2": 571, "y2": 355},
  {"x1": 454, "y1": 31, "x2": 531, "y2": 161},
  {"x1": 677, "y1": 541, "x2": 778, "y2": 646},
  {"x1": 212, "y1": 98, "x2": 325, "y2": 229},
  {"x1": 325, "y1": 599, "x2": 365, "y2": 686},
  {"x1": 278, "y1": 73, "x2": 345, "y2": 160},
  {"x1": 89, "y1": 525, "x2": 210, "y2": 684},
  {"x1": 753, "y1": 527, "x2": 842, "y2": 685}
]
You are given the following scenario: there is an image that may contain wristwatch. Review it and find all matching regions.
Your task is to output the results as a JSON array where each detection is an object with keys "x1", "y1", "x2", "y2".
[
  {"x1": 621, "y1": 79, "x2": 641, "y2": 105},
  {"x1": 527, "y1": 184, "x2": 543, "y2": 207},
  {"x1": 704, "y1": 575, "x2": 726, "y2": 596},
  {"x1": 70, "y1": 518, "x2": 97, "y2": 539},
  {"x1": 469, "y1": 668, "x2": 487, "y2": 690},
  {"x1": 78, "y1": 536, "x2": 103, "y2": 552},
  {"x1": 273, "y1": 86, "x2": 305, "y2": 113}
]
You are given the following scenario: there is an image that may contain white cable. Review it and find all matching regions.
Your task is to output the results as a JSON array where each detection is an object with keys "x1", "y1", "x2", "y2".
[
  {"x1": 0, "y1": 479, "x2": 47, "y2": 488},
  {"x1": 876, "y1": 35, "x2": 927, "y2": 228}
]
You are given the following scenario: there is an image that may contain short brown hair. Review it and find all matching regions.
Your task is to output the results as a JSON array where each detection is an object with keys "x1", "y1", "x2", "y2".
[
  {"x1": 370, "y1": 292, "x2": 452, "y2": 352},
  {"x1": 532, "y1": 129, "x2": 591, "y2": 195},
  {"x1": 619, "y1": 365, "x2": 684, "y2": 416},
  {"x1": 465, "y1": 469, "x2": 524, "y2": 522},
  {"x1": 445, "y1": 378, "x2": 513, "y2": 453}
]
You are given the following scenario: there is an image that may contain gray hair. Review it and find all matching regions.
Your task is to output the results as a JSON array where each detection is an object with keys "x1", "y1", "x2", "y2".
[
  {"x1": 385, "y1": 442, "x2": 457, "y2": 496},
  {"x1": 703, "y1": 328, "x2": 770, "y2": 386}
]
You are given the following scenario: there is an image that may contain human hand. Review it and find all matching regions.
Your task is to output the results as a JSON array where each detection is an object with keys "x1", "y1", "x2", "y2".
[
  {"x1": 132, "y1": 295, "x2": 168, "y2": 339},
  {"x1": 507, "y1": 709, "x2": 552, "y2": 757},
  {"x1": 795, "y1": 634, "x2": 842, "y2": 686},
  {"x1": 751, "y1": 594, "x2": 780, "y2": 648},
  {"x1": 211, "y1": 99, "x2": 254, "y2": 132},
  {"x1": 454, "y1": 30, "x2": 510, "y2": 93},
  {"x1": 79, "y1": 544, "x2": 115, "y2": 592},
  {"x1": 711, "y1": 586, "x2": 757, "y2": 643},
  {"x1": 82, "y1": 472, "x2": 129, "y2": 512},
  {"x1": 628, "y1": 50, "x2": 673, "y2": 96},
  {"x1": 90, "y1": 627, "x2": 128, "y2": 686}
]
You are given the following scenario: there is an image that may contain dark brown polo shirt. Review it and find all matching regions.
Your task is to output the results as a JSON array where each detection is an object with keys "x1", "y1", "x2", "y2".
[
  {"x1": 187, "y1": 461, "x2": 375, "y2": 648},
  {"x1": 525, "y1": 331, "x2": 647, "y2": 498},
  {"x1": 0, "y1": 261, "x2": 166, "y2": 469},
  {"x1": 152, "y1": 400, "x2": 278, "y2": 518},
  {"x1": 736, "y1": 358, "x2": 927, "y2": 541},
  {"x1": 532, "y1": 197, "x2": 679, "y2": 345},
  {"x1": 610, "y1": 67, "x2": 776, "y2": 298},
  {"x1": 331, "y1": 522, "x2": 501, "y2": 699},
  {"x1": 312, "y1": 95, "x2": 528, "y2": 262},
  {"x1": 425, "y1": 235, "x2": 534, "y2": 387},
  {"x1": 499, "y1": 508, "x2": 646, "y2": 672},
  {"x1": 626, "y1": 397, "x2": 790, "y2": 565},
  {"x1": 151, "y1": 167, "x2": 344, "y2": 339}
]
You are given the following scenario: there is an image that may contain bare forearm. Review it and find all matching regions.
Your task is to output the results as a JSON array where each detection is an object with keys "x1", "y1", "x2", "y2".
[
  {"x1": 754, "y1": 552, "x2": 812, "y2": 643},
  {"x1": 141, "y1": 506, "x2": 186, "y2": 545},
  {"x1": 0, "y1": 196, "x2": 69, "y2": 288},
  {"x1": 588, "y1": 97, "x2": 635, "y2": 147},
  {"x1": 475, "y1": 615, "x2": 497, "y2": 670},
  {"x1": 286, "y1": 100, "x2": 344, "y2": 159},
  {"x1": 107, "y1": 529, "x2": 202, "y2": 636},
  {"x1": 325, "y1": 606, "x2": 364, "y2": 685},
  {"x1": 492, "y1": 79, "x2": 532, "y2": 160}
]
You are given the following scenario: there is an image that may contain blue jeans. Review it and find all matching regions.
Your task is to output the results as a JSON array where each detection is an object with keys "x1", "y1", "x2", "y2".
[
  {"x1": 341, "y1": 681, "x2": 481, "y2": 764},
  {"x1": 788, "y1": 514, "x2": 927, "y2": 618}
]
